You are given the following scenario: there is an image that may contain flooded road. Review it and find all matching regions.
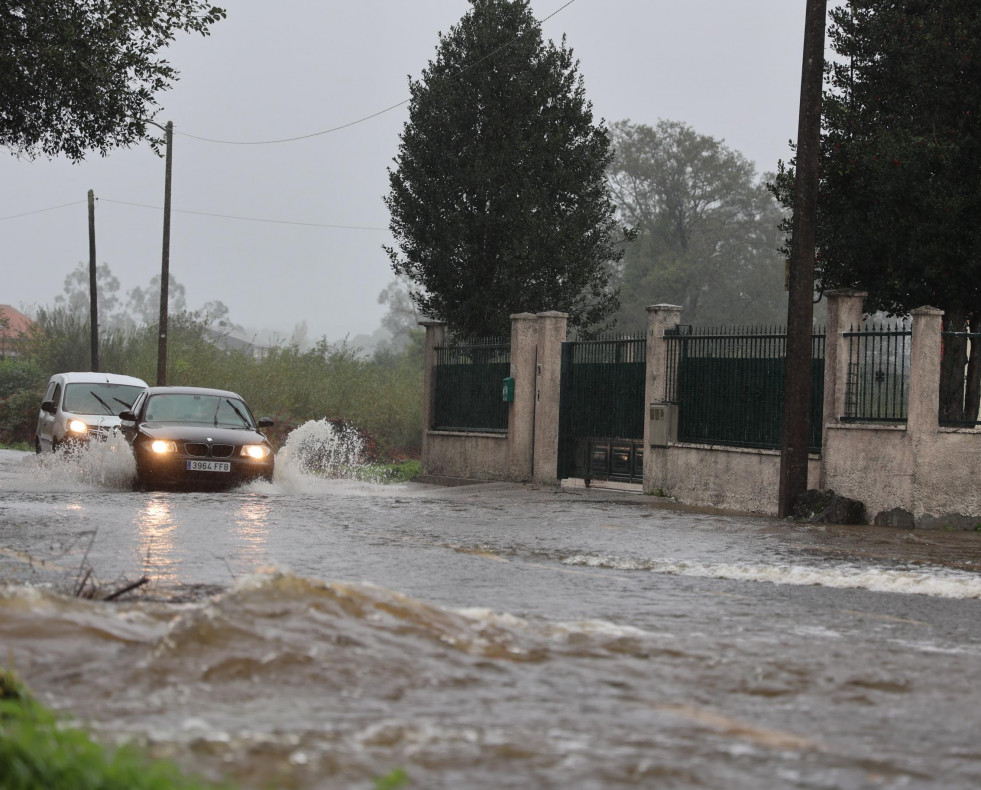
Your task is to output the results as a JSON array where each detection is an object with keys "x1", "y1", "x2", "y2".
[{"x1": 1, "y1": 441, "x2": 981, "y2": 789}]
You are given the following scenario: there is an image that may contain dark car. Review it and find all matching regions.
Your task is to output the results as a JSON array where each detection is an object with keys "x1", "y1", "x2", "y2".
[{"x1": 119, "y1": 386, "x2": 275, "y2": 489}]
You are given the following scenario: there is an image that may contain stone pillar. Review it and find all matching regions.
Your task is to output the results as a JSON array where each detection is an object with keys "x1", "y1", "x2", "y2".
[
  {"x1": 419, "y1": 320, "x2": 447, "y2": 476},
  {"x1": 643, "y1": 305, "x2": 682, "y2": 491},
  {"x1": 532, "y1": 311, "x2": 568, "y2": 483},
  {"x1": 823, "y1": 290, "x2": 867, "y2": 428},
  {"x1": 508, "y1": 313, "x2": 538, "y2": 481},
  {"x1": 907, "y1": 306, "x2": 944, "y2": 435}
]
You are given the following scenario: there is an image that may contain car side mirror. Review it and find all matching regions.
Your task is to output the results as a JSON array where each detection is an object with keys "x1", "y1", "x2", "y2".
[
  {"x1": 257, "y1": 417, "x2": 274, "y2": 428},
  {"x1": 41, "y1": 400, "x2": 57, "y2": 414},
  {"x1": 118, "y1": 410, "x2": 137, "y2": 422}
]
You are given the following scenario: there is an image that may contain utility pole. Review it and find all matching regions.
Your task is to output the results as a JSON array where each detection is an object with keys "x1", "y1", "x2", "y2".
[
  {"x1": 156, "y1": 120, "x2": 173, "y2": 386},
  {"x1": 778, "y1": 0, "x2": 828, "y2": 518},
  {"x1": 87, "y1": 189, "x2": 99, "y2": 372}
]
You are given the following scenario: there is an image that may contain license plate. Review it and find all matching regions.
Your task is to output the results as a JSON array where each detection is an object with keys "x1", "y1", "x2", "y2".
[{"x1": 187, "y1": 460, "x2": 230, "y2": 473}]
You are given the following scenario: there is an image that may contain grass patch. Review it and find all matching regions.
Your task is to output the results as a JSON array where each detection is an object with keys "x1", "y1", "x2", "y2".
[
  {"x1": 360, "y1": 459, "x2": 422, "y2": 483},
  {"x1": 1, "y1": 667, "x2": 408, "y2": 790},
  {"x1": 0, "y1": 668, "x2": 228, "y2": 790},
  {"x1": 0, "y1": 441, "x2": 31, "y2": 452}
]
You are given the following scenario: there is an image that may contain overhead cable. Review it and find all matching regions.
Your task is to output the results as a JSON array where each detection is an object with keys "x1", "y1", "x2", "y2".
[{"x1": 175, "y1": 0, "x2": 579, "y2": 146}]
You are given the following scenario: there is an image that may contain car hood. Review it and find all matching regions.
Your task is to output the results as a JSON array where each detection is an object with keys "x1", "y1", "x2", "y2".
[{"x1": 139, "y1": 422, "x2": 270, "y2": 446}]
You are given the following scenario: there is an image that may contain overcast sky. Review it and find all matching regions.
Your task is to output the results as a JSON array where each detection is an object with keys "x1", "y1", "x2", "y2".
[{"x1": 1, "y1": 0, "x2": 811, "y2": 346}]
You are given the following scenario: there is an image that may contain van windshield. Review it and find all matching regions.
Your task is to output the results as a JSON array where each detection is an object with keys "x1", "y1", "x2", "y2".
[{"x1": 63, "y1": 383, "x2": 145, "y2": 416}]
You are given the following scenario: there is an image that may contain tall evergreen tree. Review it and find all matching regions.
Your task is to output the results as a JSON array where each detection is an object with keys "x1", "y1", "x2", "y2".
[
  {"x1": 384, "y1": 0, "x2": 628, "y2": 338},
  {"x1": 770, "y1": 0, "x2": 981, "y2": 420}
]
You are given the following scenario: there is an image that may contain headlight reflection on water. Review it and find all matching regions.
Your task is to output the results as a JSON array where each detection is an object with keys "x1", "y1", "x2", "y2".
[
  {"x1": 137, "y1": 496, "x2": 180, "y2": 586},
  {"x1": 232, "y1": 498, "x2": 271, "y2": 568}
]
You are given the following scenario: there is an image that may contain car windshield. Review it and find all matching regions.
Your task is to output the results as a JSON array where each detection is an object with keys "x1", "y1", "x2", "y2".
[
  {"x1": 63, "y1": 383, "x2": 145, "y2": 416},
  {"x1": 144, "y1": 393, "x2": 256, "y2": 428}
]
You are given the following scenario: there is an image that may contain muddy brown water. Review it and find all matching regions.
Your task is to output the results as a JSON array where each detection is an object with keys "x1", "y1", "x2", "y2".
[{"x1": 1, "y1": 444, "x2": 981, "y2": 789}]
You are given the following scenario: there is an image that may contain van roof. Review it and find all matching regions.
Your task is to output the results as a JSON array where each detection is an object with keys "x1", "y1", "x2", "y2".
[{"x1": 50, "y1": 372, "x2": 149, "y2": 387}]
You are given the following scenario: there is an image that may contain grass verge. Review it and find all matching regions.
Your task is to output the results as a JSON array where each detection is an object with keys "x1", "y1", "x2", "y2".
[{"x1": 0, "y1": 667, "x2": 407, "y2": 790}]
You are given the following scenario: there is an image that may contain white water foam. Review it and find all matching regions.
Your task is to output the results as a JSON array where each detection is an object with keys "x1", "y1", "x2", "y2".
[
  {"x1": 250, "y1": 418, "x2": 406, "y2": 496},
  {"x1": 562, "y1": 553, "x2": 981, "y2": 600},
  {"x1": 0, "y1": 437, "x2": 136, "y2": 492}
]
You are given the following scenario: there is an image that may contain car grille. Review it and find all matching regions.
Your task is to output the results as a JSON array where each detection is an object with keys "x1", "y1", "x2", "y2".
[{"x1": 184, "y1": 443, "x2": 235, "y2": 458}]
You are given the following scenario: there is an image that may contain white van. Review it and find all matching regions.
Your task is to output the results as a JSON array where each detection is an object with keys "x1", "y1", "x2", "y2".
[{"x1": 36, "y1": 372, "x2": 149, "y2": 453}]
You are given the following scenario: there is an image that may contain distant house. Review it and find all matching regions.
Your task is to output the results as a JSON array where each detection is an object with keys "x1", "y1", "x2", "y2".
[
  {"x1": 206, "y1": 326, "x2": 275, "y2": 360},
  {"x1": 0, "y1": 305, "x2": 32, "y2": 359}
]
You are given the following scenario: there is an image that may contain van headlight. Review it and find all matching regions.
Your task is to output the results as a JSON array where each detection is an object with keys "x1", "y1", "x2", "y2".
[
  {"x1": 241, "y1": 444, "x2": 271, "y2": 459},
  {"x1": 68, "y1": 419, "x2": 88, "y2": 434}
]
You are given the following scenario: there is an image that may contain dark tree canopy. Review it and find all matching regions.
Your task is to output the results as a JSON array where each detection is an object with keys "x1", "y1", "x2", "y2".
[
  {"x1": 769, "y1": 0, "x2": 981, "y2": 418},
  {"x1": 609, "y1": 120, "x2": 788, "y2": 329},
  {"x1": 0, "y1": 0, "x2": 225, "y2": 160},
  {"x1": 384, "y1": 0, "x2": 628, "y2": 338}
]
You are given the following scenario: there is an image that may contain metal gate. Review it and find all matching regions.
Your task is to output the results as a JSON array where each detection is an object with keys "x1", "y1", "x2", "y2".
[{"x1": 557, "y1": 336, "x2": 647, "y2": 483}]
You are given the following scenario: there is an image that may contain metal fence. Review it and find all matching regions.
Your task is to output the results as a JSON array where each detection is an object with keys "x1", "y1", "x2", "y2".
[
  {"x1": 559, "y1": 334, "x2": 647, "y2": 441},
  {"x1": 843, "y1": 319, "x2": 911, "y2": 423},
  {"x1": 664, "y1": 325, "x2": 825, "y2": 451},
  {"x1": 938, "y1": 328, "x2": 981, "y2": 427},
  {"x1": 432, "y1": 337, "x2": 510, "y2": 432}
]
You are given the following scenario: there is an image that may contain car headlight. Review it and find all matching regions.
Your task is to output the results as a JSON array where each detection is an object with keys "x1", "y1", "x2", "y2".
[
  {"x1": 68, "y1": 419, "x2": 88, "y2": 434},
  {"x1": 241, "y1": 444, "x2": 271, "y2": 459},
  {"x1": 150, "y1": 440, "x2": 178, "y2": 454}
]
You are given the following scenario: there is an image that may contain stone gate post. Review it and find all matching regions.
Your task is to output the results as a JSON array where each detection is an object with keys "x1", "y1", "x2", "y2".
[
  {"x1": 643, "y1": 305, "x2": 682, "y2": 491},
  {"x1": 532, "y1": 311, "x2": 568, "y2": 483},
  {"x1": 907, "y1": 306, "x2": 944, "y2": 433},
  {"x1": 508, "y1": 313, "x2": 538, "y2": 480},
  {"x1": 822, "y1": 289, "x2": 867, "y2": 431},
  {"x1": 419, "y1": 320, "x2": 446, "y2": 476}
]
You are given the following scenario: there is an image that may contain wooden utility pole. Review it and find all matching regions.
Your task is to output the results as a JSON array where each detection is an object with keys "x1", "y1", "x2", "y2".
[
  {"x1": 156, "y1": 120, "x2": 173, "y2": 386},
  {"x1": 87, "y1": 189, "x2": 99, "y2": 372},
  {"x1": 778, "y1": 0, "x2": 828, "y2": 518}
]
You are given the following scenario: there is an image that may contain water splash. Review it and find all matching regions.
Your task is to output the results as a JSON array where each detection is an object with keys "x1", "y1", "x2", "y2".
[
  {"x1": 0, "y1": 436, "x2": 136, "y2": 492},
  {"x1": 273, "y1": 418, "x2": 366, "y2": 481}
]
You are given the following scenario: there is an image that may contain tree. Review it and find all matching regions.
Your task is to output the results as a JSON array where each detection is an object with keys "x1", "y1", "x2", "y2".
[
  {"x1": 770, "y1": 1, "x2": 981, "y2": 421},
  {"x1": 55, "y1": 262, "x2": 122, "y2": 323},
  {"x1": 609, "y1": 120, "x2": 788, "y2": 329},
  {"x1": 126, "y1": 273, "x2": 187, "y2": 325},
  {"x1": 384, "y1": 0, "x2": 629, "y2": 338},
  {"x1": 0, "y1": 0, "x2": 224, "y2": 160},
  {"x1": 377, "y1": 275, "x2": 422, "y2": 352}
]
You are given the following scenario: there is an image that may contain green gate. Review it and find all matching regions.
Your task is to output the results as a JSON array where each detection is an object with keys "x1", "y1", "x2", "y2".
[{"x1": 557, "y1": 336, "x2": 647, "y2": 483}]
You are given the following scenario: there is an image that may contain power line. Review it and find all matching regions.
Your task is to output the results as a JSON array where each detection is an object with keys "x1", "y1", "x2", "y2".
[
  {"x1": 0, "y1": 200, "x2": 85, "y2": 222},
  {"x1": 175, "y1": 0, "x2": 579, "y2": 146},
  {"x1": 98, "y1": 198, "x2": 387, "y2": 231}
]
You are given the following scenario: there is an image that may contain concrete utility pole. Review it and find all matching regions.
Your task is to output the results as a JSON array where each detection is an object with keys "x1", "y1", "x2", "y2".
[
  {"x1": 778, "y1": 0, "x2": 828, "y2": 518},
  {"x1": 156, "y1": 120, "x2": 173, "y2": 386},
  {"x1": 87, "y1": 189, "x2": 99, "y2": 372}
]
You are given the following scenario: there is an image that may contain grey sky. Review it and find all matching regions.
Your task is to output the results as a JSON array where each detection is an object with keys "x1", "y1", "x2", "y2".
[{"x1": 1, "y1": 1, "x2": 808, "y2": 345}]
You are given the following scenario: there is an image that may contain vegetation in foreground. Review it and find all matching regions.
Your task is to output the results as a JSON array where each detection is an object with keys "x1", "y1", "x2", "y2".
[
  {"x1": 0, "y1": 667, "x2": 230, "y2": 790},
  {"x1": 0, "y1": 667, "x2": 408, "y2": 790}
]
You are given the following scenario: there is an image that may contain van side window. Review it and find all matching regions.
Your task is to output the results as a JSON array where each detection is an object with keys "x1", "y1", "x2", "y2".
[
  {"x1": 51, "y1": 383, "x2": 62, "y2": 407},
  {"x1": 43, "y1": 381, "x2": 56, "y2": 403}
]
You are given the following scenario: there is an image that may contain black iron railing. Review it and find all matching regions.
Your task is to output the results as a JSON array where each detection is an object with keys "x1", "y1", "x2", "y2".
[
  {"x1": 560, "y1": 334, "x2": 647, "y2": 441},
  {"x1": 664, "y1": 325, "x2": 825, "y2": 451},
  {"x1": 843, "y1": 320, "x2": 911, "y2": 423},
  {"x1": 432, "y1": 337, "x2": 510, "y2": 432}
]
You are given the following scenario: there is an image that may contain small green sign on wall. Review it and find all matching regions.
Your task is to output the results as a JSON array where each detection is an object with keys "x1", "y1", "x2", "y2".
[{"x1": 502, "y1": 377, "x2": 515, "y2": 403}]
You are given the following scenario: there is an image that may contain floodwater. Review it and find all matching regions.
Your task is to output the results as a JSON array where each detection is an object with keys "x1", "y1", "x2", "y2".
[{"x1": 1, "y1": 427, "x2": 981, "y2": 790}]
